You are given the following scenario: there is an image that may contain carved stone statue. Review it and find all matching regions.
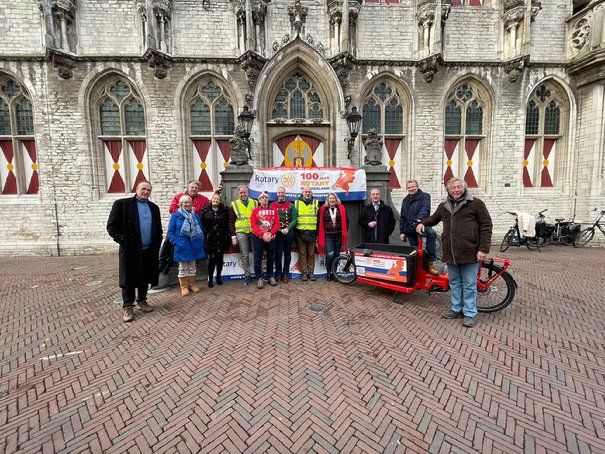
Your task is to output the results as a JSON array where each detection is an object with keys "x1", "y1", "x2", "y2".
[
  {"x1": 364, "y1": 129, "x2": 383, "y2": 166},
  {"x1": 229, "y1": 125, "x2": 252, "y2": 165}
]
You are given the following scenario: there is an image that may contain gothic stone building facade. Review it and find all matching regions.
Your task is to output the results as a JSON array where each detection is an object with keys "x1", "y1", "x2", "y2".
[{"x1": 0, "y1": 0, "x2": 604, "y2": 255}]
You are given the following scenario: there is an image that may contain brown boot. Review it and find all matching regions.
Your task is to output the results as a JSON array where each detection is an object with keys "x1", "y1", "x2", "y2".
[
  {"x1": 179, "y1": 277, "x2": 190, "y2": 297},
  {"x1": 188, "y1": 275, "x2": 201, "y2": 293},
  {"x1": 427, "y1": 262, "x2": 439, "y2": 276}
]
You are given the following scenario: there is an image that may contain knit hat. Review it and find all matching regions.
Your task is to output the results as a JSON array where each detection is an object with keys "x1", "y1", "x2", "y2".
[{"x1": 258, "y1": 192, "x2": 269, "y2": 200}]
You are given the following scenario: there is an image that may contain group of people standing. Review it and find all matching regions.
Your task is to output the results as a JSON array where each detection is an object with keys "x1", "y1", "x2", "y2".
[{"x1": 107, "y1": 176, "x2": 492, "y2": 329}]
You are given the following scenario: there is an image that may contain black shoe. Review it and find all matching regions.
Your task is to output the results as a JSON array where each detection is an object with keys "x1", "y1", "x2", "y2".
[
  {"x1": 216, "y1": 276, "x2": 223, "y2": 285},
  {"x1": 463, "y1": 316, "x2": 477, "y2": 328},
  {"x1": 208, "y1": 278, "x2": 214, "y2": 288},
  {"x1": 326, "y1": 275, "x2": 332, "y2": 281},
  {"x1": 301, "y1": 273, "x2": 308, "y2": 282},
  {"x1": 442, "y1": 310, "x2": 464, "y2": 319}
]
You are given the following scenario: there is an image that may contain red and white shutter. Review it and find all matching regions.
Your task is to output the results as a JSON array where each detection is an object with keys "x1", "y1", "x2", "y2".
[
  {"x1": 463, "y1": 139, "x2": 480, "y2": 188},
  {"x1": 443, "y1": 139, "x2": 460, "y2": 185},
  {"x1": 103, "y1": 140, "x2": 126, "y2": 193},
  {"x1": 22, "y1": 140, "x2": 39, "y2": 194},
  {"x1": 0, "y1": 140, "x2": 17, "y2": 194},
  {"x1": 384, "y1": 138, "x2": 402, "y2": 189},
  {"x1": 523, "y1": 139, "x2": 536, "y2": 187},
  {"x1": 193, "y1": 139, "x2": 213, "y2": 192},
  {"x1": 540, "y1": 139, "x2": 556, "y2": 188},
  {"x1": 128, "y1": 140, "x2": 149, "y2": 192}
]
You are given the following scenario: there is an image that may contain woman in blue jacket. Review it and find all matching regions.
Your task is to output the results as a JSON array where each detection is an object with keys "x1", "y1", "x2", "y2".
[{"x1": 167, "y1": 195, "x2": 206, "y2": 296}]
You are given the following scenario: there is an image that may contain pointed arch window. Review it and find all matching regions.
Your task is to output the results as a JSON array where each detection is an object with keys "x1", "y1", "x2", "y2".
[
  {"x1": 271, "y1": 72, "x2": 325, "y2": 121},
  {"x1": 0, "y1": 75, "x2": 38, "y2": 195},
  {"x1": 443, "y1": 82, "x2": 488, "y2": 188},
  {"x1": 95, "y1": 76, "x2": 148, "y2": 194},
  {"x1": 361, "y1": 80, "x2": 408, "y2": 189},
  {"x1": 188, "y1": 79, "x2": 235, "y2": 193},
  {"x1": 523, "y1": 83, "x2": 568, "y2": 188}
]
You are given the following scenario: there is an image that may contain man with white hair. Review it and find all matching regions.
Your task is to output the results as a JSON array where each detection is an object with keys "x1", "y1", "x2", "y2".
[{"x1": 416, "y1": 177, "x2": 492, "y2": 328}]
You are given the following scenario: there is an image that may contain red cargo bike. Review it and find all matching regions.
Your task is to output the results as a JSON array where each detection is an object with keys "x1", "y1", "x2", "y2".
[{"x1": 332, "y1": 236, "x2": 516, "y2": 312}]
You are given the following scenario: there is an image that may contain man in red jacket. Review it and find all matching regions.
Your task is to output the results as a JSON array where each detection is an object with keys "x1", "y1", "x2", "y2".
[
  {"x1": 250, "y1": 192, "x2": 279, "y2": 289},
  {"x1": 169, "y1": 180, "x2": 209, "y2": 215}
]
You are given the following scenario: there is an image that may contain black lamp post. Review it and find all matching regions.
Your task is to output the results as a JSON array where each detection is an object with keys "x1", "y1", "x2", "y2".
[
  {"x1": 238, "y1": 105, "x2": 255, "y2": 138},
  {"x1": 237, "y1": 105, "x2": 255, "y2": 161},
  {"x1": 345, "y1": 106, "x2": 362, "y2": 159}
]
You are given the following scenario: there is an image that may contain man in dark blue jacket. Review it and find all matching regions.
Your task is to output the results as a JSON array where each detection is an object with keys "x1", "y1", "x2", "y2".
[{"x1": 399, "y1": 180, "x2": 438, "y2": 275}]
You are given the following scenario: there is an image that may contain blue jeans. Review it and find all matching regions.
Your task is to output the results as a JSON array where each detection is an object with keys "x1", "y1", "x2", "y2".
[
  {"x1": 407, "y1": 227, "x2": 437, "y2": 262},
  {"x1": 274, "y1": 233, "x2": 294, "y2": 278},
  {"x1": 448, "y1": 262, "x2": 479, "y2": 317},
  {"x1": 325, "y1": 235, "x2": 342, "y2": 277},
  {"x1": 252, "y1": 235, "x2": 275, "y2": 280}
]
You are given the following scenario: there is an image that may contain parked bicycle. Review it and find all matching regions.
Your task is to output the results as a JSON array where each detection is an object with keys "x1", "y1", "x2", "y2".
[
  {"x1": 500, "y1": 212, "x2": 541, "y2": 252},
  {"x1": 533, "y1": 209, "x2": 555, "y2": 247},
  {"x1": 530, "y1": 209, "x2": 581, "y2": 247},
  {"x1": 573, "y1": 208, "x2": 605, "y2": 247}
]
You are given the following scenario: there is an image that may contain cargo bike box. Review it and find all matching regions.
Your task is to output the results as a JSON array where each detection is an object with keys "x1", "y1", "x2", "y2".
[{"x1": 353, "y1": 243, "x2": 417, "y2": 289}]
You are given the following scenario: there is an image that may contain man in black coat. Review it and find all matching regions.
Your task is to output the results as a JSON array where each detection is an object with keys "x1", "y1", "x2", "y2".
[
  {"x1": 358, "y1": 188, "x2": 396, "y2": 244},
  {"x1": 107, "y1": 181, "x2": 163, "y2": 323}
]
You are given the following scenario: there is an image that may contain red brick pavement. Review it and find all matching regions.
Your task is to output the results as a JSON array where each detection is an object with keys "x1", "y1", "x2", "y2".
[{"x1": 0, "y1": 246, "x2": 604, "y2": 453}]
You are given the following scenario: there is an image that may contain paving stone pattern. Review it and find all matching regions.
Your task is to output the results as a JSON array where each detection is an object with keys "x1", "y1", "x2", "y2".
[{"x1": 0, "y1": 246, "x2": 604, "y2": 453}]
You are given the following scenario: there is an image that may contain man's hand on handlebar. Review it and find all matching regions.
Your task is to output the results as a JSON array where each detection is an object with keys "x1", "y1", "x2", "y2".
[
  {"x1": 400, "y1": 233, "x2": 407, "y2": 242},
  {"x1": 416, "y1": 223, "x2": 425, "y2": 234},
  {"x1": 477, "y1": 251, "x2": 488, "y2": 261}
]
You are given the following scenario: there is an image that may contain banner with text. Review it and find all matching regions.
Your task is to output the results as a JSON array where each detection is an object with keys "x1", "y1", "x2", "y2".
[{"x1": 248, "y1": 167, "x2": 367, "y2": 201}]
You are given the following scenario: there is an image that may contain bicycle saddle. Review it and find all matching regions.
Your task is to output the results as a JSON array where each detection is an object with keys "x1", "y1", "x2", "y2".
[{"x1": 555, "y1": 218, "x2": 565, "y2": 223}]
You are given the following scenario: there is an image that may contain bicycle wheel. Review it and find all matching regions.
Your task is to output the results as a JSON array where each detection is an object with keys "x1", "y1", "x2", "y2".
[
  {"x1": 573, "y1": 228, "x2": 595, "y2": 248},
  {"x1": 500, "y1": 229, "x2": 514, "y2": 252},
  {"x1": 526, "y1": 237, "x2": 540, "y2": 250},
  {"x1": 435, "y1": 235, "x2": 443, "y2": 260},
  {"x1": 332, "y1": 254, "x2": 357, "y2": 284},
  {"x1": 476, "y1": 262, "x2": 516, "y2": 313}
]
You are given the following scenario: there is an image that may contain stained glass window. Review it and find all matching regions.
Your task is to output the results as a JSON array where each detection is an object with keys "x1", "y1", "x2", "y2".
[
  {"x1": 1, "y1": 80, "x2": 20, "y2": 99},
  {"x1": 362, "y1": 80, "x2": 405, "y2": 136},
  {"x1": 190, "y1": 79, "x2": 234, "y2": 136},
  {"x1": 110, "y1": 80, "x2": 130, "y2": 101},
  {"x1": 214, "y1": 99, "x2": 234, "y2": 135},
  {"x1": 524, "y1": 81, "x2": 568, "y2": 188},
  {"x1": 465, "y1": 101, "x2": 483, "y2": 135},
  {"x1": 95, "y1": 76, "x2": 147, "y2": 193},
  {"x1": 525, "y1": 100, "x2": 539, "y2": 135},
  {"x1": 0, "y1": 101, "x2": 10, "y2": 135},
  {"x1": 385, "y1": 99, "x2": 403, "y2": 135},
  {"x1": 290, "y1": 91, "x2": 305, "y2": 119},
  {"x1": 544, "y1": 101, "x2": 561, "y2": 135},
  {"x1": 191, "y1": 100, "x2": 211, "y2": 135},
  {"x1": 16, "y1": 99, "x2": 34, "y2": 136},
  {"x1": 125, "y1": 100, "x2": 145, "y2": 135},
  {"x1": 201, "y1": 81, "x2": 221, "y2": 102},
  {"x1": 271, "y1": 72, "x2": 325, "y2": 120},
  {"x1": 444, "y1": 81, "x2": 488, "y2": 188},
  {"x1": 0, "y1": 75, "x2": 38, "y2": 195},
  {"x1": 445, "y1": 101, "x2": 462, "y2": 135},
  {"x1": 362, "y1": 98, "x2": 380, "y2": 134},
  {"x1": 100, "y1": 99, "x2": 120, "y2": 135}
]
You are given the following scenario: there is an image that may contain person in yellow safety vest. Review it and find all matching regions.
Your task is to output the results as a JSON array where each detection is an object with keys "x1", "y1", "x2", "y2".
[
  {"x1": 228, "y1": 186, "x2": 258, "y2": 285},
  {"x1": 294, "y1": 187, "x2": 320, "y2": 281}
]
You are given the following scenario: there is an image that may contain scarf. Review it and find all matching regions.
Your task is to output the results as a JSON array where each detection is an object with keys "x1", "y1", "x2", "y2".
[
  {"x1": 317, "y1": 204, "x2": 348, "y2": 257},
  {"x1": 178, "y1": 208, "x2": 203, "y2": 240}
]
